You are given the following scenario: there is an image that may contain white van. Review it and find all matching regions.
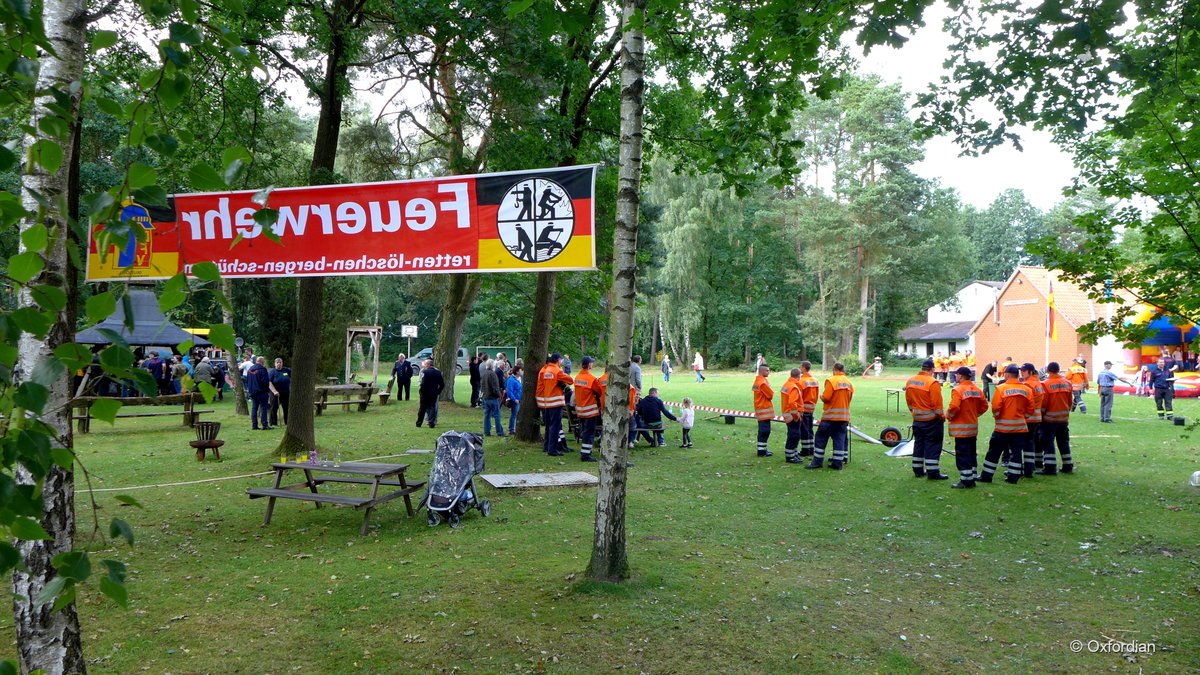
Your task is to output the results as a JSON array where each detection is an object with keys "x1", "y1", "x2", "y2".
[{"x1": 412, "y1": 347, "x2": 469, "y2": 374}]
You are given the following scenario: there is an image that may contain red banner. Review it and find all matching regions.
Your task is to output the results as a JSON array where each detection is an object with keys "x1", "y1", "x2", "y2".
[{"x1": 87, "y1": 165, "x2": 597, "y2": 280}]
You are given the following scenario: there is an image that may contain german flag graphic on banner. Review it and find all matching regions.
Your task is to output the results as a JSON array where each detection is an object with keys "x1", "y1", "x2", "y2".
[{"x1": 86, "y1": 165, "x2": 598, "y2": 281}]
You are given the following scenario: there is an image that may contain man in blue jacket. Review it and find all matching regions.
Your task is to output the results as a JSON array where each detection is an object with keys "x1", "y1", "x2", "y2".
[
  {"x1": 634, "y1": 387, "x2": 677, "y2": 447},
  {"x1": 246, "y1": 357, "x2": 271, "y2": 430}
]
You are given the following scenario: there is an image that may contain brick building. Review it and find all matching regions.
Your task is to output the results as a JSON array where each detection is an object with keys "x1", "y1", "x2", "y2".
[{"x1": 969, "y1": 267, "x2": 1129, "y2": 371}]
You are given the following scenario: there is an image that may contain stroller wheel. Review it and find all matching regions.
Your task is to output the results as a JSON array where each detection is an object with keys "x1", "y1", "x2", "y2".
[
  {"x1": 479, "y1": 500, "x2": 491, "y2": 517},
  {"x1": 448, "y1": 512, "x2": 462, "y2": 528},
  {"x1": 427, "y1": 510, "x2": 441, "y2": 527}
]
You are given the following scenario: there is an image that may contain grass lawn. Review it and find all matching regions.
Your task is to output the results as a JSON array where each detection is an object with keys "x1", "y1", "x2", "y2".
[{"x1": 3, "y1": 369, "x2": 1198, "y2": 673}]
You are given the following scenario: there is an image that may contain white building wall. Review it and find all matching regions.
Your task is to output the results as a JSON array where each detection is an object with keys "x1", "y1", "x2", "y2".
[
  {"x1": 927, "y1": 283, "x2": 1000, "y2": 323},
  {"x1": 897, "y1": 337, "x2": 976, "y2": 358}
]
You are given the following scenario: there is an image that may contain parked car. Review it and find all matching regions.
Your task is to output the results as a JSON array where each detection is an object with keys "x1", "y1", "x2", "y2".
[{"x1": 412, "y1": 347, "x2": 469, "y2": 375}]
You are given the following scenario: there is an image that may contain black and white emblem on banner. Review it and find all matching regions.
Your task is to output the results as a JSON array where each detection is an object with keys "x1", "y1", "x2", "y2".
[{"x1": 497, "y1": 178, "x2": 574, "y2": 263}]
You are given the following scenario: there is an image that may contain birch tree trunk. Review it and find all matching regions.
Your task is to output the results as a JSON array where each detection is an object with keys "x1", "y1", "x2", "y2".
[
  {"x1": 588, "y1": 0, "x2": 645, "y2": 582},
  {"x1": 221, "y1": 278, "x2": 249, "y2": 416},
  {"x1": 858, "y1": 266, "x2": 870, "y2": 361},
  {"x1": 12, "y1": 0, "x2": 87, "y2": 671}
]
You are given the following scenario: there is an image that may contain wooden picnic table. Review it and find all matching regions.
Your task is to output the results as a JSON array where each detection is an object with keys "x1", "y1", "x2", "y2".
[
  {"x1": 247, "y1": 461, "x2": 425, "y2": 535},
  {"x1": 313, "y1": 383, "x2": 378, "y2": 415},
  {"x1": 71, "y1": 393, "x2": 213, "y2": 433},
  {"x1": 885, "y1": 388, "x2": 903, "y2": 413}
]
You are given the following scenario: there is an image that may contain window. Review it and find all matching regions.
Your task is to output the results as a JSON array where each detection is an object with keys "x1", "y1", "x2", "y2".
[
  {"x1": 926, "y1": 342, "x2": 934, "y2": 356},
  {"x1": 949, "y1": 341, "x2": 957, "y2": 353}
]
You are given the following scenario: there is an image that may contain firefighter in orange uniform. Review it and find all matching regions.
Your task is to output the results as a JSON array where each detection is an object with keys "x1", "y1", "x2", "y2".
[
  {"x1": 980, "y1": 365, "x2": 1030, "y2": 484},
  {"x1": 798, "y1": 361, "x2": 820, "y2": 457},
  {"x1": 573, "y1": 357, "x2": 601, "y2": 462},
  {"x1": 947, "y1": 352, "x2": 964, "y2": 385},
  {"x1": 806, "y1": 362, "x2": 854, "y2": 470},
  {"x1": 1038, "y1": 361, "x2": 1075, "y2": 474},
  {"x1": 536, "y1": 353, "x2": 575, "y2": 456},
  {"x1": 780, "y1": 368, "x2": 804, "y2": 464},
  {"x1": 905, "y1": 359, "x2": 947, "y2": 479},
  {"x1": 752, "y1": 363, "x2": 775, "y2": 457},
  {"x1": 1066, "y1": 358, "x2": 1089, "y2": 413},
  {"x1": 933, "y1": 352, "x2": 946, "y2": 384},
  {"x1": 1019, "y1": 363, "x2": 1045, "y2": 475},
  {"x1": 947, "y1": 366, "x2": 989, "y2": 488}
]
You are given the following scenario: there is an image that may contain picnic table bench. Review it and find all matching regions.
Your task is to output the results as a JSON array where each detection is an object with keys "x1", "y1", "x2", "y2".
[
  {"x1": 247, "y1": 461, "x2": 425, "y2": 535},
  {"x1": 314, "y1": 384, "x2": 378, "y2": 415},
  {"x1": 885, "y1": 388, "x2": 903, "y2": 413},
  {"x1": 71, "y1": 393, "x2": 213, "y2": 433}
]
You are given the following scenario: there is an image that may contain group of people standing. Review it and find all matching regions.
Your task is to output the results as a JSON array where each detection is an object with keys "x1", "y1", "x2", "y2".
[
  {"x1": 905, "y1": 359, "x2": 1076, "y2": 488},
  {"x1": 750, "y1": 361, "x2": 854, "y2": 468},
  {"x1": 238, "y1": 353, "x2": 291, "y2": 431}
]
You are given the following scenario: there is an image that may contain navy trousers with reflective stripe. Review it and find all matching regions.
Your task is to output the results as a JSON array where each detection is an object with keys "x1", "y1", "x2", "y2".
[
  {"x1": 911, "y1": 418, "x2": 944, "y2": 475},
  {"x1": 757, "y1": 420, "x2": 771, "y2": 455},
  {"x1": 542, "y1": 407, "x2": 563, "y2": 453},
  {"x1": 953, "y1": 436, "x2": 977, "y2": 482}
]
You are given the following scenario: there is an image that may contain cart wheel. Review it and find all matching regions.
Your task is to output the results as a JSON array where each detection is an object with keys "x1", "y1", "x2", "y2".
[
  {"x1": 427, "y1": 510, "x2": 441, "y2": 527},
  {"x1": 479, "y1": 500, "x2": 491, "y2": 517},
  {"x1": 448, "y1": 512, "x2": 462, "y2": 528},
  {"x1": 880, "y1": 426, "x2": 903, "y2": 448}
]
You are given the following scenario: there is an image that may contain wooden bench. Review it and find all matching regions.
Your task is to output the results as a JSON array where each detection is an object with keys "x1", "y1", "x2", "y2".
[
  {"x1": 313, "y1": 384, "x2": 377, "y2": 415},
  {"x1": 71, "y1": 393, "x2": 209, "y2": 433},
  {"x1": 248, "y1": 461, "x2": 421, "y2": 535},
  {"x1": 377, "y1": 392, "x2": 391, "y2": 406}
]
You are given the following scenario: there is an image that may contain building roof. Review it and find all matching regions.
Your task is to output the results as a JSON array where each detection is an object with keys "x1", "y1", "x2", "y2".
[
  {"x1": 975, "y1": 280, "x2": 1004, "y2": 289},
  {"x1": 967, "y1": 266, "x2": 1134, "y2": 336},
  {"x1": 76, "y1": 289, "x2": 212, "y2": 348},
  {"x1": 898, "y1": 320, "x2": 977, "y2": 341}
]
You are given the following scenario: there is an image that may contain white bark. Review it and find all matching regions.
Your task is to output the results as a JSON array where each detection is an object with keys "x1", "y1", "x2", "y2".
[
  {"x1": 589, "y1": 0, "x2": 645, "y2": 582},
  {"x1": 858, "y1": 267, "x2": 870, "y2": 362},
  {"x1": 12, "y1": 0, "x2": 88, "y2": 672}
]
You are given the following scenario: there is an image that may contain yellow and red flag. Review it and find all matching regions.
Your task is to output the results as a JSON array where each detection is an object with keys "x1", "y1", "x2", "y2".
[{"x1": 1047, "y1": 279, "x2": 1058, "y2": 341}]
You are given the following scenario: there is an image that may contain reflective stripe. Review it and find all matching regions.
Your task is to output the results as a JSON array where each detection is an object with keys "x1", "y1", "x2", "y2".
[
  {"x1": 802, "y1": 404, "x2": 815, "y2": 413},
  {"x1": 948, "y1": 423, "x2": 977, "y2": 435},
  {"x1": 994, "y1": 420, "x2": 1027, "y2": 432},
  {"x1": 537, "y1": 395, "x2": 565, "y2": 408},
  {"x1": 1044, "y1": 411, "x2": 1069, "y2": 422},
  {"x1": 576, "y1": 403, "x2": 599, "y2": 417},
  {"x1": 910, "y1": 408, "x2": 939, "y2": 421},
  {"x1": 1025, "y1": 412, "x2": 1042, "y2": 422}
]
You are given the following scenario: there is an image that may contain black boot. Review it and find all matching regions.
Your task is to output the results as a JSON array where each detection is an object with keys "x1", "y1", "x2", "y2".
[
  {"x1": 805, "y1": 459, "x2": 823, "y2": 469},
  {"x1": 927, "y1": 472, "x2": 950, "y2": 480},
  {"x1": 950, "y1": 480, "x2": 975, "y2": 489}
]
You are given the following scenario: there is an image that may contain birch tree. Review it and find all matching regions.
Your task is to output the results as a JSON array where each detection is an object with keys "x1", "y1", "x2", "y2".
[{"x1": 589, "y1": 0, "x2": 645, "y2": 582}]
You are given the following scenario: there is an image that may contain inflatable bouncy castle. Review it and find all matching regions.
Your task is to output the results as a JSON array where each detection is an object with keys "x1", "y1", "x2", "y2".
[{"x1": 1112, "y1": 305, "x2": 1199, "y2": 398}]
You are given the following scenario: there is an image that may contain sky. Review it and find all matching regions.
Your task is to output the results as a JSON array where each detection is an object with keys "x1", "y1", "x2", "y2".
[{"x1": 851, "y1": 4, "x2": 1079, "y2": 211}]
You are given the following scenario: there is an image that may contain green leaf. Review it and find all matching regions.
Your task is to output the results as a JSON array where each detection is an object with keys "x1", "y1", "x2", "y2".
[
  {"x1": 96, "y1": 329, "x2": 130, "y2": 350},
  {"x1": 50, "y1": 446, "x2": 74, "y2": 469},
  {"x1": 190, "y1": 261, "x2": 220, "y2": 282},
  {"x1": 169, "y1": 22, "x2": 203, "y2": 45},
  {"x1": 8, "y1": 251, "x2": 44, "y2": 283},
  {"x1": 0, "y1": 145, "x2": 16, "y2": 172},
  {"x1": 197, "y1": 381, "x2": 217, "y2": 403},
  {"x1": 99, "y1": 576, "x2": 129, "y2": 608},
  {"x1": 20, "y1": 223, "x2": 47, "y2": 252},
  {"x1": 109, "y1": 518, "x2": 134, "y2": 546},
  {"x1": 252, "y1": 208, "x2": 278, "y2": 227},
  {"x1": 11, "y1": 517, "x2": 50, "y2": 541},
  {"x1": 31, "y1": 357, "x2": 66, "y2": 387},
  {"x1": 32, "y1": 576, "x2": 68, "y2": 609},
  {"x1": 90, "y1": 398, "x2": 122, "y2": 424},
  {"x1": 188, "y1": 163, "x2": 225, "y2": 191},
  {"x1": 53, "y1": 343, "x2": 92, "y2": 373},
  {"x1": 178, "y1": 339, "x2": 194, "y2": 355},
  {"x1": 159, "y1": 73, "x2": 191, "y2": 110},
  {"x1": 86, "y1": 291, "x2": 116, "y2": 323},
  {"x1": 13, "y1": 382, "x2": 49, "y2": 413},
  {"x1": 52, "y1": 550, "x2": 91, "y2": 581},
  {"x1": 114, "y1": 495, "x2": 144, "y2": 509},
  {"x1": 0, "y1": 542, "x2": 22, "y2": 574},
  {"x1": 146, "y1": 134, "x2": 178, "y2": 157},
  {"x1": 9, "y1": 307, "x2": 53, "y2": 338},
  {"x1": 127, "y1": 163, "x2": 157, "y2": 189},
  {"x1": 95, "y1": 96, "x2": 124, "y2": 118},
  {"x1": 158, "y1": 289, "x2": 186, "y2": 312},
  {"x1": 91, "y1": 30, "x2": 119, "y2": 52},
  {"x1": 223, "y1": 145, "x2": 252, "y2": 167},
  {"x1": 206, "y1": 323, "x2": 235, "y2": 354},
  {"x1": 29, "y1": 139, "x2": 64, "y2": 173},
  {"x1": 506, "y1": 0, "x2": 536, "y2": 18},
  {"x1": 132, "y1": 185, "x2": 168, "y2": 206},
  {"x1": 38, "y1": 116, "x2": 70, "y2": 141},
  {"x1": 30, "y1": 284, "x2": 66, "y2": 311}
]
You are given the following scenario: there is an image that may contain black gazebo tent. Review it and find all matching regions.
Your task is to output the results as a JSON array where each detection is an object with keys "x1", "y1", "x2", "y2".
[{"x1": 75, "y1": 289, "x2": 211, "y2": 350}]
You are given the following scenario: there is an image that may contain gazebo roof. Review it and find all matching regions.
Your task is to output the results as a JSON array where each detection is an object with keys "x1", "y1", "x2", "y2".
[{"x1": 75, "y1": 289, "x2": 212, "y2": 348}]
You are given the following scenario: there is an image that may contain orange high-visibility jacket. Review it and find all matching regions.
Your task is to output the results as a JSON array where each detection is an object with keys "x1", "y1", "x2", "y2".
[
  {"x1": 820, "y1": 374, "x2": 854, "y2": 422},
  {"x1": 965, "y1": 353, "x2": 976, "y2": 367},
  {"x1": 904, "y1": 371, "x2": 944, "y2": 422},
  {"x1": 1067, "y1": 365, "x2": 1089, "y2": 392},
  {"x1": 799, "y1": 372, "x2": 820, "y2": 413},
  {"x1": 574, "y1": 369, "x2": 600, "y2": 418},
  {"x1": 991, "y1": 380, "x2": 1031, "y2": 433},
  {"x1": 1023, "y1": 375, "x2": 1046, "y2": 423},
  {"x1": 948, "y1": 353, "x2": 964, "y2": 370},
  {"x1": 595, "y1": 373, "x2": 637, "y2": 413},
  {"x1": 752, "y1": 375, "x2": 775, "y2": 420},
  {"x1": 629, "y1": 384, "x2": 637, "y2": 413},
  {"x1": 780, "y1": 377, "x2": 803, "y2": 422},
  {"x1": 536, "y1": 362, "x2": 574, "y2": 409},
  {"x1": 947, "y1": 380, "x2": 989, "y2": 437},
  {"x1": 1042, "y1": 373, "x2": 1073, "y2": 423}
]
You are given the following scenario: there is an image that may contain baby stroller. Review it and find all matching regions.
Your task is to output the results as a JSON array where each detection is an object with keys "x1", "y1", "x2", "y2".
[{"x1": 421, "y1": 430, "x2": 491, "y2": 528}]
